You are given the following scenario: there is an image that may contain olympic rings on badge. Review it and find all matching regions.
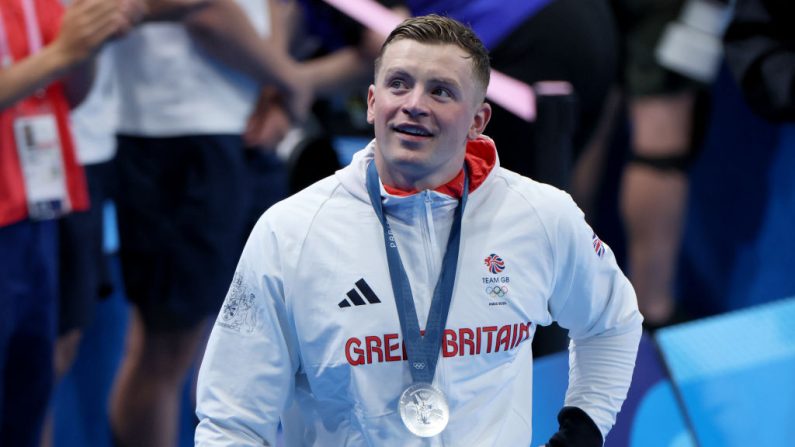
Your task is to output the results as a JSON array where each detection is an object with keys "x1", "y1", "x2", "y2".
[{"x1": 485, "y1": 285, "x2": 508, "y2": 298}]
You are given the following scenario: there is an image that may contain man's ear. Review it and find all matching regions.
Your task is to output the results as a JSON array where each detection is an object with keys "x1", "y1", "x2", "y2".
[
  {"x1": 366, "y1": 85, "x2": 376, "y2": 124},
  {"x1": 468, "y1": 101, "x2": 492, "y2": 140}
]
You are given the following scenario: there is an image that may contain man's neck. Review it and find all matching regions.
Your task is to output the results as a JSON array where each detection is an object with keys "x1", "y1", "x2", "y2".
[{"x1": 373, "y1": 155, "x2": 466, "y2": 194}]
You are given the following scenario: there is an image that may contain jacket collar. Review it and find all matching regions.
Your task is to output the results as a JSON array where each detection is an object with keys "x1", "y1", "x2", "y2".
[
  {"x1": 335, "y1": 134, "x2": 501, "y2": 204},
  {"x1": 382, "y1": 136, "x2": 497, "y2": 199}
]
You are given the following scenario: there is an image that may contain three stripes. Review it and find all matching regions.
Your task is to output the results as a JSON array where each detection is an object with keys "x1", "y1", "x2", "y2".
[{"x1": 339, "y1": 279, "x2": 381, "y2": 308}]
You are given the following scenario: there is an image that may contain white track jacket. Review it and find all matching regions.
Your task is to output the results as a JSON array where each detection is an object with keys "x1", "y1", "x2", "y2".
[{"x1": 195, "y1": 137, "x2": 643, "y2": 446}]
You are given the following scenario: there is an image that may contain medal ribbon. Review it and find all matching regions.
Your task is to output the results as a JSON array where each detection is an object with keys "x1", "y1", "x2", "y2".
[{"x1": 366, "y1": 160, "x2": 468, "y2": 384}]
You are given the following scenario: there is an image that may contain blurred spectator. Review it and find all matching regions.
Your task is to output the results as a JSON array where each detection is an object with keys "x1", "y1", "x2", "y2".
[
  {"x1": 245, "y1": 0, "x2": 400, "y2": 194},
  {"x1": 39, "y1": 41, "x2": 120, "y2": 447},
  {"x1": 56, "y1": 44, "x2": 119, "y2": 382},
  {"x1": 611, "y1": 0, "x2": 730, "y2": 328},
  {"x1": 107, "y1": 1, "x2": 319, "y2": 446},
  {"x1": 240, "y1": 86, "x2": 291, "y2": 239},
  {"x1": 0, "y1": 0, "x2": 133, "y2": 444},
  {"x1": 724, "y1": 0, "x2": 795, "y2": 122}
]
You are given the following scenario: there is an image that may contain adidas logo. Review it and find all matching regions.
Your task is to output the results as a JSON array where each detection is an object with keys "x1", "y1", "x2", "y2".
[{"x1": 338, "y1": 279, "x2": 381, "y2": 308}]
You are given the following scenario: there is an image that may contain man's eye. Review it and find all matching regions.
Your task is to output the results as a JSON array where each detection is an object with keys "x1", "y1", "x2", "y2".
[
  {"x1": 433, "y1": 88, "x2": 452, "y2": 98},
  {"x1": 389, "y1": 79, "x2": 407, "y2": 89}
]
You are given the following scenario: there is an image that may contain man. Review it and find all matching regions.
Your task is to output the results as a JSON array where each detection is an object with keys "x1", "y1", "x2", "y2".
[{"x1": 196, "y1": 15, "x2": 642, "y2": 446}]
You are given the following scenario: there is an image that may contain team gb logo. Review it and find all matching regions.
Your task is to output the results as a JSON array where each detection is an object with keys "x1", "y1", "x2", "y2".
[{"x1": 484, "y1": 253, "x2": 505, "y2": 274}]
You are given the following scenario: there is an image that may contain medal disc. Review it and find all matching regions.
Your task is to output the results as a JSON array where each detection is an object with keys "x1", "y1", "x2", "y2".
[{"x1": 398, "y1": 383, "x2": 449, "y2": 437}]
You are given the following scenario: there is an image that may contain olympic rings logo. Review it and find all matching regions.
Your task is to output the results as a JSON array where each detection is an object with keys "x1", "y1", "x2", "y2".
[{"x1": 485, "y1": 285, "x2": 508, "y2": 298}]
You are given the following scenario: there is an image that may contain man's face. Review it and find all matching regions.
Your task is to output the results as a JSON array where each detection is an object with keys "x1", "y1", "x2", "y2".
[{"x1": 367, "y1": 39, "x2": 491, "y2": 189}]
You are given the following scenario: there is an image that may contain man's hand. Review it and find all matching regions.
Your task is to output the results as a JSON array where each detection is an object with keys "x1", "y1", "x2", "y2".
[
  {"x1": 53, "y1": 0, "x2": 131, "y2": 65},
  {"x1": 120, "y1": 0, "x2": 148, "y2": 30},
  {"x1": 546, "y1": 407, "x2": 603, "y2": 447},
  {"x1": 282, "y1": 64, "x2": 314, "y2": 124},
  {"x1": 244, "y1": 87, "x2": 292, "y2": 151}
]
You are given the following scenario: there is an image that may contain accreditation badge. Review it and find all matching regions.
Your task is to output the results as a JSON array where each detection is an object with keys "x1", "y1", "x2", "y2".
[
  {"x1": 13, "y1": 103, "x2": 70, "y2": 220},
  {"x1": 398, "y1": 382, "x2": 449, "y2": 437}
]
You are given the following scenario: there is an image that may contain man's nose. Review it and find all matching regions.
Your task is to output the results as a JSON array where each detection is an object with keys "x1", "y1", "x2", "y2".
[{"x1": 401, "y1": 90, "x2": 430, "y2": 118}]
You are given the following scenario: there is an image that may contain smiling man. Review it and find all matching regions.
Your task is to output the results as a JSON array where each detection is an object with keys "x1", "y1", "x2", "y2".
[
  {"x1": 195, "y1": 15, "x2": 642, "y2": 447},
  {"x1": 367, "y1": 34, "x2": 491, "y2": 191}
]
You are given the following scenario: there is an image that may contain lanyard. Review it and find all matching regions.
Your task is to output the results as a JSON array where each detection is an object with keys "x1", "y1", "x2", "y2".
[
  {"x1": 0, "y1": 0, "x2": 43, "y2": 67},
  {"x1": 0, "y1": 8, "x2": 11, "y2": 67},
  {"x1": 366, "y1": 160, "x2": 468, "y2": 384},
  {"x1": 21, "y1": 0, "x2": 43, "y2": 54}
]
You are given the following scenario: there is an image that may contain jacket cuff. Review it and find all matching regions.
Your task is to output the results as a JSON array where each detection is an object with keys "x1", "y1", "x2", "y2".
[{"x1": 546, "y1": 406, "x2": 603, "y2": 447}]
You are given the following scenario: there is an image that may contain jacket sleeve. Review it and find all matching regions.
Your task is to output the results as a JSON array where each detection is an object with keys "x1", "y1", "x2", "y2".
[
  {"x1": 195, "y1": 214, "x2": 300, "y2": 446},
  {"x1": 724, "y1": 0, "x2": 795, "y2": 122},
  {"x1": 545, "y1": 193, "x2": 643, "y2": 441}
]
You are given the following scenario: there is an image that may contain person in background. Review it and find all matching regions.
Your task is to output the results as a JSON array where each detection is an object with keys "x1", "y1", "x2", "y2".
[
  {"x1": 195, "y1": 15, "x2": 642, "y2": 447},
  {"x1": 107, "y1": 0, "x2": 320, "y2": 445},
  {"x1": 612, "y1": 0, "x2": 730, "y2": 328},
  {"x1": 239, "y1": 0, "x2": 389, "y2": 236},
  {"x1": 39, "y1": 39, "x2": 120, "y2": 447},
  {"x1": 0, "y1": 0, "x2": 136, "y2": 444}
]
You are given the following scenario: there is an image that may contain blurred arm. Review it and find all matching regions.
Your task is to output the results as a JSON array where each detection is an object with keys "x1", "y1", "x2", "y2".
[
  {"x1": 184, "y1": 0, "x2": 305, "y2": 101},
  {"x1": 1, "y1": 0, "x2": 127, "y2": 109},
  {"x1": 0, "y1": 45, "x2": 72, "y2": 109},
  {"x1": 295, "y1": 3, "x2": 410, "y2": 98},
  {"x1": 301, "y1": 47, "x2": 370, "y2": 97}
]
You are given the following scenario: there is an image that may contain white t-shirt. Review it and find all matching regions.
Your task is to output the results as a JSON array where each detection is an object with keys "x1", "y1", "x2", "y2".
[
  {"x1": 114, "y1": 0, "x2": 270, "y2": 136},
  {"x1": 70, "y1": 44, "x2": 119, "y2": 165}
]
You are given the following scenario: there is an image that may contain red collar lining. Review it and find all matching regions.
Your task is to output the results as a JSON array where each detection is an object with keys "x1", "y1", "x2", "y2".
[{"x1": 382, "y1": 137, "x2": 496, "y2": 199}]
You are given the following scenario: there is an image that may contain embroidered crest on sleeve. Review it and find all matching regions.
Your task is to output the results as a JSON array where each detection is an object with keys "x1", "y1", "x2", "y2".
[{"x1": 217, "y1": 271, "x2": 262, "y2": 334}]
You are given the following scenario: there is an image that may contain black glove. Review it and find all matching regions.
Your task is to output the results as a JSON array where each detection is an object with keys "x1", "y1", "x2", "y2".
[{"x1": 546, "y1": 406, "x2": 602, "y2": 447}]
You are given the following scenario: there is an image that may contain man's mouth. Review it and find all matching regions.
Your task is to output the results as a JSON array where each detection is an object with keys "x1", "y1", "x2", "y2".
[{"x1": 392, "y1": 124, "x2": 434, "y2": 137}]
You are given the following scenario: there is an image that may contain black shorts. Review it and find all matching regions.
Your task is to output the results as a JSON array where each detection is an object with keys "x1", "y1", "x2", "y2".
[
  {"x1": 115, "y1": 135, "x2": 247, "y2": 332},
  {"x1": 58, "y1": 160, "x2": 116, "y2": 335}
]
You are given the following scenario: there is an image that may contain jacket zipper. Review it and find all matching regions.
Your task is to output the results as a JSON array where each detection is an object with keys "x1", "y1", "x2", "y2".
[{"x1": 422, "y1": 191, "x2": 447, "y2": 447}]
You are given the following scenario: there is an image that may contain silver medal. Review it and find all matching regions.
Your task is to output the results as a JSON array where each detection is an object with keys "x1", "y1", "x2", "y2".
[{"x1": 398, "y1": 382, "x2": 449, "y2": 437}]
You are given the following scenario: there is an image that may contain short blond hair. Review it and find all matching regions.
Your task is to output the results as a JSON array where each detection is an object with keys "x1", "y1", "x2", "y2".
[{"x1": 374, "y1": 14, "x2": 491, "y2": 98}]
